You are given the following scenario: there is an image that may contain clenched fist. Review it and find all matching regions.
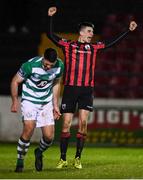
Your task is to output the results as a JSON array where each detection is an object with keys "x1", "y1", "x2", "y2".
[
  {"x1": 48, "y1": 7, "x2": 57, "y2": 16},
  {"x1": 129, "y1": 21, "x2": 137, "y2": 31}
]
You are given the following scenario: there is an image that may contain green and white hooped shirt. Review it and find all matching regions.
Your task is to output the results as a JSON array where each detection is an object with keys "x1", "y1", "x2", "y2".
[{"x1": 18, "y1": 56, "x2": 64, "y2": 104}]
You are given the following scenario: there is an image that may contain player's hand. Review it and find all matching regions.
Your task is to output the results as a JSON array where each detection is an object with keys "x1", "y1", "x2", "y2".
[
  {"x1": 48, "y1": 7, "x2": 57, "y2": 16},
  {"x1": 53, "y1": 106, "x2": 61, "y2": 120},
  {"x1": 129, "y1": 21, "x2": 137, "y2": 31},
  {"x1": 11, "y1": 101, "x2": 18, "y2": 113}
]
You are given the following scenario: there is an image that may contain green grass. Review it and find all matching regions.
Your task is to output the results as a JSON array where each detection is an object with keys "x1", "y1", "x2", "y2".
[{"x1": 1, "y1": 143, "x2": 143, "y2": 179}]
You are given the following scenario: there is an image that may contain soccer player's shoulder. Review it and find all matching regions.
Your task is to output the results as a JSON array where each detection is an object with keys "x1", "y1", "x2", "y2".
[
  {"x1": 57, "y1": 58, "x2": 64, "y2": 67},
  {"x1": 95, "y1": 41, "x2": 103, "y2": 45},
  {"x1": 28, "y1": 56, "x2": 42, "y2": 63},
  {"x1": 56, "y1": 58, "x2": 64, "y2": 73}
]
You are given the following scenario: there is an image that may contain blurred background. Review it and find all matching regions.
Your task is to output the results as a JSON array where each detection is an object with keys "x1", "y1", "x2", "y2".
[{"x1": 0, "y1": 0, "x2": 143, "y2": 146}]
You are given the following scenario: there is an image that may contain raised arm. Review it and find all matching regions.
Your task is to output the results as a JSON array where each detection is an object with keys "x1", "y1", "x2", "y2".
[
  {"x1": 47, "y1": 7, "x2": 63, "y2": 45},
  {"x1": 104, "y1": 21, "x2": 137, "y2": 48}
]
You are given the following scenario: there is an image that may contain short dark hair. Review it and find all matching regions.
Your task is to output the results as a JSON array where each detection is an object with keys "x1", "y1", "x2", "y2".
[
  {"x1": 78, "y1": 22, "x2": 94, "y2": 32},
  {"x1": 44, "y1": 48, "x2": 57, "y2": 62}
]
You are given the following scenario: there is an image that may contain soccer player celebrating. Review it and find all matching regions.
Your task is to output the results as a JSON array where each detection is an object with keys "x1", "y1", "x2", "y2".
[
  {"x1": 47, "y1": 7, "x2": 137, "y2": 169},
  {"x1": 11, "y1": 48, "x2": 64, "y2": 172}
]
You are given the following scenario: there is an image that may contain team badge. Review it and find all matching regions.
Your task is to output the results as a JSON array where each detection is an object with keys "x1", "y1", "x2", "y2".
[
  {"x1": 34, "y1": 73, "x2": 40, "y2": 78},
  {"x1": 85, "y1": 44, "x2": 90, "y2": 50},
  {"x1": 62, "y1": 38, "x2": 68, "y2": 42},
  {"x1": 62, "y1": 104, "x2": 66, "y2": 110}
]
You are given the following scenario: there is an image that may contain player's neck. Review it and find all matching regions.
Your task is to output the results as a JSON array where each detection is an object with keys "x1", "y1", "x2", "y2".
[{"x1": 78, "y1": 36, "x2": 85, "y2": 43}]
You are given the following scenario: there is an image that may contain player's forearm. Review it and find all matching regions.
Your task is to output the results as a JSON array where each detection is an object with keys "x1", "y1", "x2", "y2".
[
  {"x1": 46, "y1": 16, "x2": 61, "y2": 44},
  {"x1": 104, "y1": 29, "x2": 130, "y2": 48},
  {"x1": 11, "y1": 82, "x2": 19, "y2": 101},
  {"x1": 10, "y1": 75, "x2": 20, "y2": 102},
  {"x1": 53, "y1": 82, "x2": 60, "y2": 108}
]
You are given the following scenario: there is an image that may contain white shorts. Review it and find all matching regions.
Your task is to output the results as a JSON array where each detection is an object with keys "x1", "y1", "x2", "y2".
[{"x1": 21, "y1": 100, "x2": 55, "y2": 127}]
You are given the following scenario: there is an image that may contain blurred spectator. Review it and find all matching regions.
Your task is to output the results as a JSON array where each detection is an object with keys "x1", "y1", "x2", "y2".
[
  {"x1": 134, "y1": 51, "x2": 143, "y2": 63},
  {"x1": 105, "y1": 14, "x2": 117, "y2": 25},
  {"x1": 3, "y1": 0, "x2": 30, "y2": 34},
  {"x1": 101, "y1": 13, "x2": 120, "y2": 38},
  {"x1": 101, "y1": 26, "x2": 114, "y2": 39}
]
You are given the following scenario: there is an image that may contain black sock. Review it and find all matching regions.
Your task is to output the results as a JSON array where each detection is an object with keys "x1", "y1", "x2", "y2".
[
  {"x1": 60, "y1": 132, "x2": 71, "y2": 161},
  {"x1": 75, "y1": 132, "x2": 86, "y2": 159}
]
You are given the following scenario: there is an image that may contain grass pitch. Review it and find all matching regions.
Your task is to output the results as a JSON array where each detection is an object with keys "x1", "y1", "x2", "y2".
[{"x1": 0, "y1": 143, "x2": 143, "y2": 179}]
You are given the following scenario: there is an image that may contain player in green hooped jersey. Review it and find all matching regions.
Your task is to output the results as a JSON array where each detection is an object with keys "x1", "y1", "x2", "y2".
[{"x1": 11, "y1": 48, "x2": 64, "y2": 172}]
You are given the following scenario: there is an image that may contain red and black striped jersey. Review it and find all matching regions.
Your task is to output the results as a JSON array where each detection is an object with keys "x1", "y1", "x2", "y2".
[
  {"x1": 58, "y1": 39, "x2": 105, "y2": 87},
  {"x1": 47, "y1": 16, "x2": 130, "y2": 87}
]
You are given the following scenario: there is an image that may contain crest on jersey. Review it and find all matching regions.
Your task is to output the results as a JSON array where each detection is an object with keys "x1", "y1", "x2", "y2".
[
  {"x1": 62, "y1": 38, "x2": 68, "y2": 42},
  {"x1": 62, "y1": 104, "x2": 66, "y2": 110},
  {"x1": 34, "y1": 73, "x2": 40, "y2": 78},
  {"x1": 85, "y1": 44, "x2": 90, "y2": 50}
]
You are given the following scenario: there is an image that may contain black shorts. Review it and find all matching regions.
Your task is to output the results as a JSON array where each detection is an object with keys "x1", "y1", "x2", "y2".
[{"x1": 60, "y1": 86, "x2": 93, "y2": 113}]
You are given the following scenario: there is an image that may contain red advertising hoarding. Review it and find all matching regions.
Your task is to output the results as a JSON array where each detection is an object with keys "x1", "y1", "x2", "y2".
[{"x1": 71, "y1": 99, "x2": 143, "y2": 145}]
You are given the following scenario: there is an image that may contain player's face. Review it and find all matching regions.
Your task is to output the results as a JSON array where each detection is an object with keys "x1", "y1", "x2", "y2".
[
  {"x1": 42, "y1": 58, "x2": 56, "y2": 70},
  {"x1": 80, "y1": 26, "x2": 94, "y2": 43}
]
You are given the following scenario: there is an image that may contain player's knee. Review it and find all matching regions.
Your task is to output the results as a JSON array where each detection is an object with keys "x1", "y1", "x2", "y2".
[
  {"x1": 22, "y1": 131, "x2": 33, "y2": 140},
  {"x1": 44, "y1": 134, "x2": 54, "y2": 141},
  {"x1": 24, "y1": 122, "x2": 35, "y2": 131},
  {"x1": 63, "y1": 121, "x2": 71, "y2": 129},
  {"x1": 22, "y1": 125, "x2": 34, "y2": 138}
]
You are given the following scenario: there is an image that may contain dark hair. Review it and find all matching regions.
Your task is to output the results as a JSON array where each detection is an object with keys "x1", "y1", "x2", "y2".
[
  {"x1": 44, "y1": 48, "x2": 57, "y2": 62},
  {"x1": 78, "y1": 22, "x2": 94, "y2": 32}
]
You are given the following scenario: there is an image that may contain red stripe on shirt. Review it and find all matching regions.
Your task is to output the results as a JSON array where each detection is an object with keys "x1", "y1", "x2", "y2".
[
  {"x1": 64, "y1": 44, "x2": 70, "y2": 83},
  {"x1": 91, "y1": 49, "x2": 97, "y2": 86},
  {"x1": 69, "y1": 46, "x2": 76, "y2": 85},
  {"x1": 77, "y1": 47, "x2": 84, "y2": 86},
  {"x1": 85, "y1": 50, "x2": 91, "y2": 86}
]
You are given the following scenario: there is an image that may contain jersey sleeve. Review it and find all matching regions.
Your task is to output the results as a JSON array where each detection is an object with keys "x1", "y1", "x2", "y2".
[
  {"x1": 92, "y1": 41, "x2": 105, "y2": 50},
  {"x1": 17, "y1": 61, "x2": 32, "y2": 79},
  {"x1": 56, "y1": 59, "x2": 64, "y2": 79},
  {"x1": 46, "y1": 16, "x2": 70, "y2": 47},
  {"x1": 104, "y1": 29, "x2": 130, "y2": 48},
  {"x1": 96, "y1": 41, "x2": 105, "y2": 49}
]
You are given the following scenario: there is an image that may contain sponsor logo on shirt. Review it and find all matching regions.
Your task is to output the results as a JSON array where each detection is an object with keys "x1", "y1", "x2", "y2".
[
  {"x1": 75, "y1": 49, "x2": 91, "y2": 54},
  {"x1": 37, "y1": 80, "x2": 48, "y2": 87}
]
